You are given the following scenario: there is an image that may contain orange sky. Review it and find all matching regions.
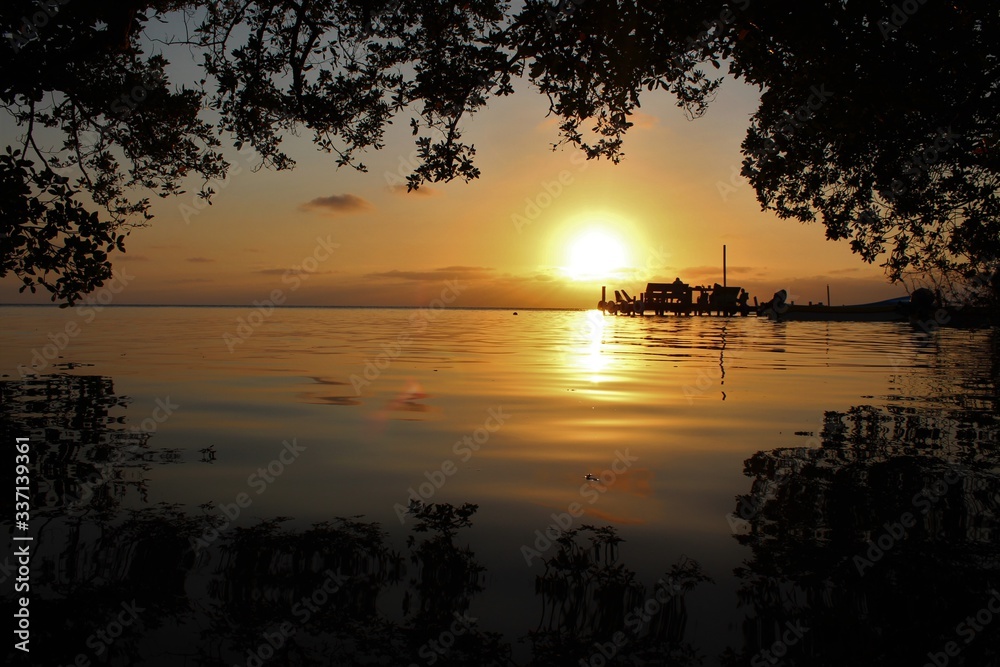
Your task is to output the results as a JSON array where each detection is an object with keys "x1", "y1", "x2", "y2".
[{"x1": 1, "y1": 29, "x2": 906, "y2": 309}]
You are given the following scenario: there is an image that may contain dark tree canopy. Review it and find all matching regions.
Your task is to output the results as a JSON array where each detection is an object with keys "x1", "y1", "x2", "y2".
[{"x1": 1, "y1": 0, "x2": 998, "y2": 304}]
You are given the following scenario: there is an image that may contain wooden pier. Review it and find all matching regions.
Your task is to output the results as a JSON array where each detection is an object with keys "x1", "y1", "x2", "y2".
[{"x1": 598, "y1": 279, "x2": 752, "y2": 317}]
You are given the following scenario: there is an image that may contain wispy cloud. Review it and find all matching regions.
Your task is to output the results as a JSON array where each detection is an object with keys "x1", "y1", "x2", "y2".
[
  {"x1": 299, "y1": 193, "x2": 372, "y2": 214},
  {"x1": 254, "y1": 267, "x2": 338, "y2": 276},
  {"x1": 365, "y1": 266, "x2": 494, "y2": 282},
  {"x1": 504, "y1": 269, "x2": 561, "y2": 283},
  {"x1": 388, "y1": 184, "x2": 439, "y2": 197},
  {"x1": 681, "y1": 265, "x2": 757, "y2": 276},
  {"x1": 629, "y1": 111, "x2": 660, "y2": 130}
]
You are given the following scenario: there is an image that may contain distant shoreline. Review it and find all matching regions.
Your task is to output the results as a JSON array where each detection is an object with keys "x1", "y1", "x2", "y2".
[{"x1": 0, "y1": 304, "x2": 585, "y2": 311}]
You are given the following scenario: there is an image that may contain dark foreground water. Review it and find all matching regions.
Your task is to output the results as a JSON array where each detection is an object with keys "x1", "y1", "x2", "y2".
[{"x1": 1, "y1": 307, "x2": 998, "y2": 666}]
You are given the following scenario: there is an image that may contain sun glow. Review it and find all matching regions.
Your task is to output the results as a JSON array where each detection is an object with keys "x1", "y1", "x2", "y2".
[{"x1": 563, "y1": 229, "x2": 630, "y2": 281}]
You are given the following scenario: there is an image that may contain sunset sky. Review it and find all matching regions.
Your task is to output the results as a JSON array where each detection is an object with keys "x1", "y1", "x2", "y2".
[{"x1": 0, "y1": 16, "x2": 907, "y2": 309}]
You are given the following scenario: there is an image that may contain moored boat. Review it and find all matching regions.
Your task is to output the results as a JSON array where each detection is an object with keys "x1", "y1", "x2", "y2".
[{"x1": 758, "y1": 290, "x2": 911, "y2": 322}]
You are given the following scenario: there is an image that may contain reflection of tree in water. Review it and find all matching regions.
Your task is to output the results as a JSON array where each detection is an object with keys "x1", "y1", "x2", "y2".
[
  {"x1": 1, "y1": 376, "x2": 709, "y2": 665},
  {"x1": 12, "y1": 358, "x2": 998, "y2": 667},
  {"x1": 727, "y1": 395, "x2": 1000, "y2": 666},
  {"x1": 21, "y1": 504, "x2": 210, "y2": 667},
  {"x1": 0, "y1": 374, "x2": 181, "y2": 517},
  {"x1": 887, "y1": 329, "x2": 1000, "y2": 412},
  {"x1": 6, "y1": 501, "x2": 711, "y2": 666},
  {"x1": 198, "y1": 502, "x2": 510, "y2": 665},
  {"x1": 528, "y1": 525, "x2": 711, "y2": 666},
  {"x1": 405, "y1": 502, "x2": 484, "y2": 618}
]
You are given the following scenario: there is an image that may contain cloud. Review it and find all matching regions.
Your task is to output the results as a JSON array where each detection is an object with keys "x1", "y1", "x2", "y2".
[
  {"x1": 254, "y1": 267, "x2": 337, "y2": 276},
  {"x1": 388, "y1": 184, "x2": 439, "y2": 197},
  {"x1": 827, "y1": 267, "x2": 862, "y2": 275},
  {"x1": 365, "y1": 266, "x2": 495, "y2": 282},
  {"x1": 629, "y1": 111, "x2": 660, "y2": 130},
  {"x1": 186, "y1": 257, "x2": 214, "y2": 263},
  {"x1": 535, "y1": 116, "x2": 561, "y2": 132},
  {"x1": 503, "y1": 269, "x2": 561, "y2": 283},
  {"x1": 680, "y1": 265, "x2": 757, "y2": 276},
  {"x1": 299, "y1": 193, "x2": 372, "y2": 214}
]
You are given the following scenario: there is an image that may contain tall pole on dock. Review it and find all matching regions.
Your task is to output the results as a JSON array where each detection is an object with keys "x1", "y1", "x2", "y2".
[
  {"x1": 827, "y1": 284, "x2": 831, "y2": 307},
  {"x1": 723, "y1": 245, "x2": 727, "y2": 287}
]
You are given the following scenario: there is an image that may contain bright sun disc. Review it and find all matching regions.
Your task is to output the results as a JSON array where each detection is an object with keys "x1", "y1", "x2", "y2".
[{"x1": 564, "y1": 230, "x2": 628, "y2": 280}]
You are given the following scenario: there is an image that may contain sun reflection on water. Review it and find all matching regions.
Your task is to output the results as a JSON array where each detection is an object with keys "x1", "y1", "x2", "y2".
[{"x1": 576, "y1": 309, "x2": 610, "y2": 382}]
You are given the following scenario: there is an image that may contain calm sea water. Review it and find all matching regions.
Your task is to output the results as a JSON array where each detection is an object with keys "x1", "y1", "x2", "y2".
[{"x1": 1, "y1": 306, "x2": 998, "y2": 666}]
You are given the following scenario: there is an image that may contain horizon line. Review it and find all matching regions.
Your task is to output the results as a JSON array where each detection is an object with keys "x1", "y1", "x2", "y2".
[{"x1": 0, "y1": 303, "x2": 586, "y2": 311}]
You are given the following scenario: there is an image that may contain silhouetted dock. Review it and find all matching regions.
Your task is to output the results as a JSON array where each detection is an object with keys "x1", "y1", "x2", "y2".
[{"x1": 598, "y1": 280, "x2": 753, "y2": 317}]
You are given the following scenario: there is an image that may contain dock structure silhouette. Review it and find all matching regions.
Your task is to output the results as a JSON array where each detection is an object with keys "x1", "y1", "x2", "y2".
[{"x1": 599, "y1": 280, "x2": 752, "y2": 317}]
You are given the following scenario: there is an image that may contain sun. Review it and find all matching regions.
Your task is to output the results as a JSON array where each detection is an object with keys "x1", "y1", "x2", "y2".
[{"x1": 563, "y1": 229, "x2": 629, "y2": 281}]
